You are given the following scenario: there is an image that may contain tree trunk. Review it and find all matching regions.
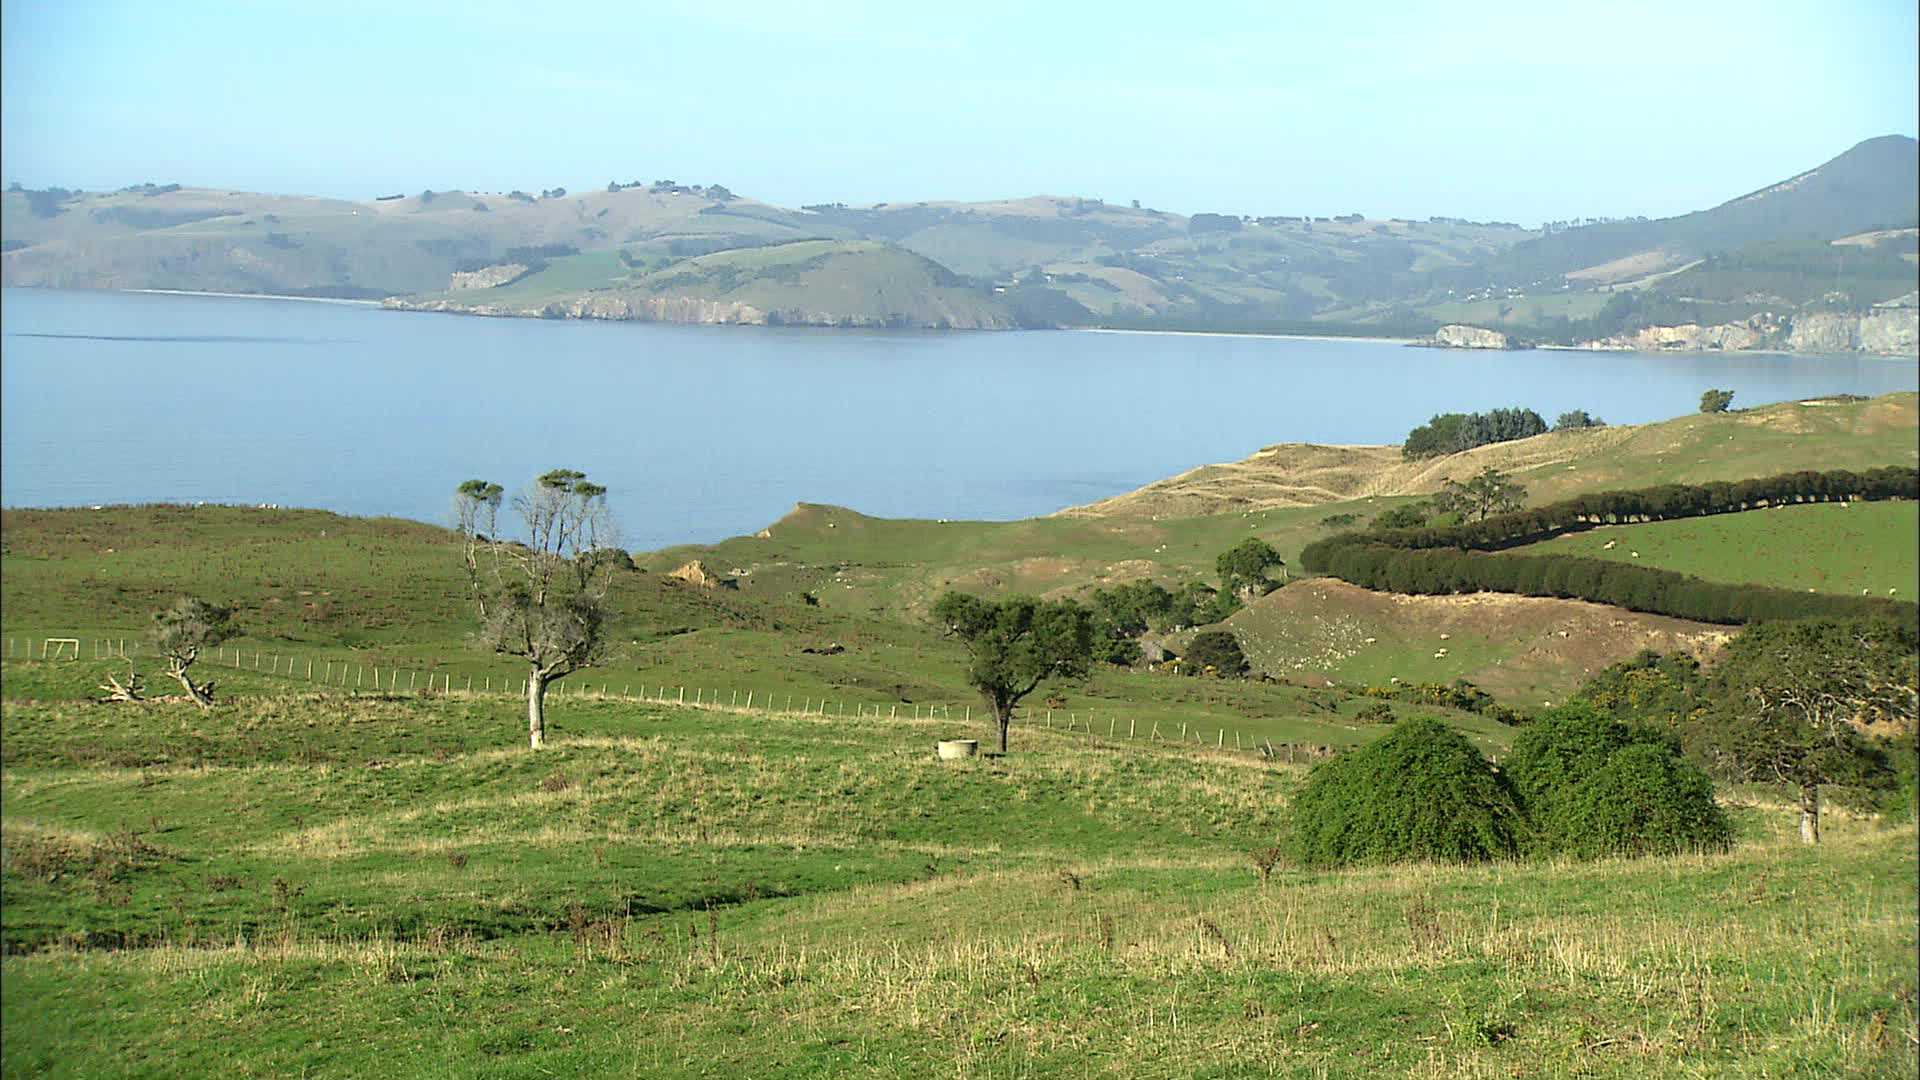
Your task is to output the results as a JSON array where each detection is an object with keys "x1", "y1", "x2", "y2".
[
  {"x1": 528, "y1": 671, "x2": 550, "y2": 749},
  {"x1": 996, "y1": 705, "x2": 1012, "y2": 755},
  {"x1": 1799, "y1": 783, "x2": 1820, "y2": 845},
  {"x1": 168, "y1": 658, "x2": 213, "y2": 711}
]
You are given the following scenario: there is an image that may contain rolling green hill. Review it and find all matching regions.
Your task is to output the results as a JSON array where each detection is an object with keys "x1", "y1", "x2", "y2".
[
  {"x1": 1067, "y1": 393, "x2": 1920, "y2": 518},
  {"x1": 1480, "y1": 135, "x2": 1920, "y2": 288},
  {"x1": 391, "y1": 240, "x2": 1018, "y2": 329}
]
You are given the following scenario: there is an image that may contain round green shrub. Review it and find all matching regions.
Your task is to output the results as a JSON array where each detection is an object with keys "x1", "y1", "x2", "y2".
[
  {"x1": 1557, "y1": 743, "x2": 1732, "y2": 857},
  {"x1": 1505, "y1": 703, "x2": 1730, "y2": 857},
  {"x1": 1287, "y1": 717, "x2": 1524, "y2": 867}
]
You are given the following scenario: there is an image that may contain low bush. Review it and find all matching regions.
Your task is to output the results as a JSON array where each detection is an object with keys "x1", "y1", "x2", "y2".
[
  {"x1": 1288, "y1": 718, "x2": 1524, "y2": 867},
  {"x1": 1558, "y1": 744, "x2": 1731, "y2": 857},
  {"x1": 1503, "y1": 704, "x2": 1730, "y2": 857}
]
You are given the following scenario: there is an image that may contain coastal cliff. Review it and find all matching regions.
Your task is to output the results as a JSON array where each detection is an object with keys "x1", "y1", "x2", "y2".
[
  {"x1": 384, "y1": 291, "x2": 1017, "y2": 330},
  {"x1": 1422, "y1": 324, "x2": 1515, "y2": 349},
  {"x1": 1577, "y1": 304, "x2": 1917, "y2": 357}
]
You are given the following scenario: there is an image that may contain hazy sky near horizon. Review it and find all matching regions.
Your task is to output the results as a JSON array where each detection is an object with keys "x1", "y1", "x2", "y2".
[{"x1": 4, "y1": 0, "x2": 1915, "y2": 224}]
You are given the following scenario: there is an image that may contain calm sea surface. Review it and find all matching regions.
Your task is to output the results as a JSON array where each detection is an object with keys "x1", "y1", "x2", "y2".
[{"x1": 4, "y1": 288, "x2": 1915, "y2": 549}]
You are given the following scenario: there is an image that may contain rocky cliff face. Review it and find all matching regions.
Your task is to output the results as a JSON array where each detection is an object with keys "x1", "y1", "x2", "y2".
[
  {"x1": 448, "y1": 264, "x2": 527, "y2": 290},
  {"x1": 1579, "y1": 308, "x2": 1917, "y2": 357},
  {"x1": 1427, "y1": 324, "x2": 1512, "y2": 349},
  {"x1": 382, "y1": 292, "x2": 1015, "y2": 330},
  {"x1": 1786, "y1": 307, "x2": 1918, "y2": 356},
  {"x1": 1582, "y1": 316, "x2": 1779, "y2": 352}
]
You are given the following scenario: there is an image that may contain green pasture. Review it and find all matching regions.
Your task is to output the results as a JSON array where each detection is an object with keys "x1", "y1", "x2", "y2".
[
  {"x1": 0, "y1": 505, "x2": 1500, "y2": 751},
  {"x1": 2, "y1": 687, "x2": 1912, "y2": 1077},
  {"x1": 1513, "y1": 500, "x2": 1920, "y2": 598}
]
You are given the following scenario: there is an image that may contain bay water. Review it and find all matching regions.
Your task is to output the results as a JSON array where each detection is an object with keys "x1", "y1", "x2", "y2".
[{"x1": 4, "y1": 287, "x2": 1914, "y2": 550}]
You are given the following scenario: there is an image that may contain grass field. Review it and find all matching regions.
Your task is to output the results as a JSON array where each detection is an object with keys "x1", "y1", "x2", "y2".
[
  {"x1": 1513, "y1": 500, "x2": 1920, "y2": 598},
  {"x1": 2, "y1": 679, "x2": 1912, "y2": 1077},
  {"x1": 0, "y1": 505, "x2": 1508, "y2": 751}
]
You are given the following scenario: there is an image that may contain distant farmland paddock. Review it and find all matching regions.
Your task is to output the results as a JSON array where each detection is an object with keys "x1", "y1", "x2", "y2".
[{"x1": 1512, "y1": 500, "x2": 1919, "y2": 599}]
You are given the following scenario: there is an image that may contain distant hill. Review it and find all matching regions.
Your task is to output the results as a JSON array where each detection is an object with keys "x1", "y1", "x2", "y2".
[
  {"x1": 1481, "y1": 135, "x2": 1920, "y2": 286},
  {"x1": 388, "y1": 239, "x2": 1018, "y2": 329},
  {"x1": 3, "y1": 138, "x2": 1915, "y2": 347}
]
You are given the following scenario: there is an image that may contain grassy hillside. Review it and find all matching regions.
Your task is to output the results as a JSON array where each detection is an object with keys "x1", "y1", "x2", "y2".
[
  {"x1": 1512, "y1": 500, "x2": 1920, "y2": 598},
  {"x1": 1069, "y1": 393, "x2": 1920, "y2": 517},
  {"x1": 395, "y1": 240, "x2": 1018, "y2": 329},
  {"x1": 1224, "y1": 579, "x2": 1733, "y2": 704},
  {"x1": 2, "y1": 682, "x2": 1912, "y2": 1077},
  {"x1": 0, "y1": 504, "x2": 1508, "y2": 748},
  {"x1": 1479, "y1": 135, "x2": 1920, "y2": 288},
  {"x1": 1, "y1": 185, "x2": 814, "y2": 298}
]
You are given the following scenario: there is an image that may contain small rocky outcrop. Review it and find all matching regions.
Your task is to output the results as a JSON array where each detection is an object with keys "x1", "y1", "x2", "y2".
[
  {"x1": 667, "y1": 560, "x2": 733, "y2": 589},
  {"x1": 1426, "y1": 324, "x2": 1513, "y2": 350}
]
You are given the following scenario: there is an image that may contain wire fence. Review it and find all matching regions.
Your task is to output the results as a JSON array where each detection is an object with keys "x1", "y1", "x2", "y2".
[{"x1": 2, "y1": 633, "x2": 1344, "y2": 762}]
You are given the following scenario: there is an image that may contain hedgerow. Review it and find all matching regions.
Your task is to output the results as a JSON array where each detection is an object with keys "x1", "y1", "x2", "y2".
[{"x1": 1298, "y1": 466, "x2": 1918, "y2": 629}]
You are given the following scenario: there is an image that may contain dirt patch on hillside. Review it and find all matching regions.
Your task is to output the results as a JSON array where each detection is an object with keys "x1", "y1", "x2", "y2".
[
  {"x1": 1228, "y1": 579, "x2": 1732, "y2": 704},
  {"x1": 1566, "y1": 249, "x2": 1686, "y2": 285}
]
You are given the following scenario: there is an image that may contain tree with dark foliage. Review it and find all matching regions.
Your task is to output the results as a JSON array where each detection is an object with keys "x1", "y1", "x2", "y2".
[{"x1": 933, "y1": 593, "x2": 1093, "y2": 753}]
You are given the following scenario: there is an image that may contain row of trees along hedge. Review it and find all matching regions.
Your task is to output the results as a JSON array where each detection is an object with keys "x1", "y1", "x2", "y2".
[
  {"x1": 1303, "y1": 541, "x2": 1916, "y2": 628},
  {"x1": 1322, "y1": 466, "x2": 1920, "y2": 556},
  {"x1": 1298, "y1": 466, "x2": 1919, "y2": 629}
]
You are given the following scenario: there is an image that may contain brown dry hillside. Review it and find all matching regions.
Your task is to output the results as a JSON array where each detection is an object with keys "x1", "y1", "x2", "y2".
[
  {"x1": 1062, "y1": 392, "x2": 1919, "y2": 518},
  {"x1": 1225, "y1": 579, "x2": 1734, "y2": 704}
]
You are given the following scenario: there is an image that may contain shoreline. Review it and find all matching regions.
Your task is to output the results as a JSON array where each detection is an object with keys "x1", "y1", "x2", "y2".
[
  {"x1": 1074, "y1": 326, "x2": 1419, "y2": 345},
  {"x1": 123, "y1": 288, "x2": 384, "y2": 306}
]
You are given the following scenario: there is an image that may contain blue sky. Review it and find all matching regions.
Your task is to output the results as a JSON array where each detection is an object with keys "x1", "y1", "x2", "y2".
[{"x1": 3, "y1": 0, "x2": 1914, "y2": 224}]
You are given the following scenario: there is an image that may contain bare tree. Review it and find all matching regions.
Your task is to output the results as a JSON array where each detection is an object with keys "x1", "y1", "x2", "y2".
[
  {"x1": 97, "y1": 659, "x2": 145, "y2": 703},
  {"x1": 152, "y1": 597, "x2": 238, "y2": 710},
  {"x1": 455, "y1": 470, "x2": 620, "y2": 749}
]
